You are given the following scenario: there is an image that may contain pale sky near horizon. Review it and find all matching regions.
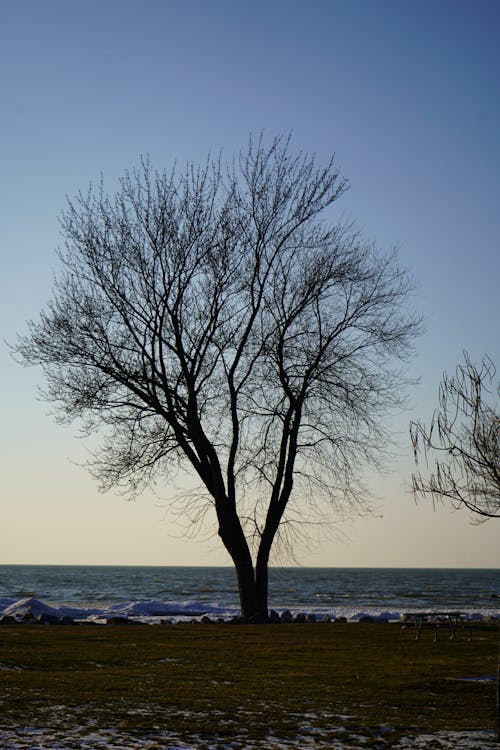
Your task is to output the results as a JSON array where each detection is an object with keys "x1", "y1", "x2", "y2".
[{"x1": 1, "y1": 0, "x2": 499, "y2": 569}]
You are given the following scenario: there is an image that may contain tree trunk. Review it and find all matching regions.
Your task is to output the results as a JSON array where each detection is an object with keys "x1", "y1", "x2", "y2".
[
  {"x1": 215, "y1": 487, "x2": 286, "y2": 620},
  {"x1": 223, "y1": 533, "x2": 270, "y2": 619},
  {"x1": 234, "y1": 558, "x2": 259, "y2": 619},
  {"x1": 216, "y1": 501, "x2": 263, "y2": 618},
  {"x1": 232, "y1": 552, "x2": 269, "y2": 620},
  {"x1": 255, "y1": 550, "x2": 270, "y2": 620}
]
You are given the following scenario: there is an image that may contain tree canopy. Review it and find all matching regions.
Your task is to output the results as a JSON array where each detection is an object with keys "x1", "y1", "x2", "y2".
[{"x1": 16, "y1": 135, "x2": 421, "y2": 617}]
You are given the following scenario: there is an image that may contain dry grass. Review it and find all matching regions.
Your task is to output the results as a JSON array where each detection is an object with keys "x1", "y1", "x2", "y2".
[{"x1": 0, "y1": 621, "x2": 498, "y2": 745}]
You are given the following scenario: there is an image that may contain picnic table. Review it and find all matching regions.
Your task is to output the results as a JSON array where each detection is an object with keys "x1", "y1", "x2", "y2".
[{"x1": 401, "y1": 611, "x2": 472, "y2": 641}]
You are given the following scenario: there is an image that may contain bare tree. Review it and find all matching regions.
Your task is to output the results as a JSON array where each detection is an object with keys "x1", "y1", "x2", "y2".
[
  {"x1": 16, "y1": 135, "x2": 421, "y2": 618},
  {"x1": 410, "y1": 353, "x2": 500, "y2": 519}
]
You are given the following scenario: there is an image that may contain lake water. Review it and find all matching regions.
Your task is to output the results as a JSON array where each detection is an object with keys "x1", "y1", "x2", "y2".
[{"x1": 0, "y1": 565, "x2": 499, "y2": 622}]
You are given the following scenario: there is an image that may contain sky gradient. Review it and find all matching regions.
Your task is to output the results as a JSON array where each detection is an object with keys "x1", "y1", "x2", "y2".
[{"x1": 1, "y1": 0, "x2": 499, "y2": 567}]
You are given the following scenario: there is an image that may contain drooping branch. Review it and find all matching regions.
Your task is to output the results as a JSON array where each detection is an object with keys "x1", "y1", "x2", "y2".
[{"x1": 411, "y1": 353, "x2": 500, "y2": 519}]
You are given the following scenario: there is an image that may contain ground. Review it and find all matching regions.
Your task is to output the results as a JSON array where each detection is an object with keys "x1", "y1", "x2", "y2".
[{"x1": 1, "y1": 622, "x2": 498, "y2": 748}]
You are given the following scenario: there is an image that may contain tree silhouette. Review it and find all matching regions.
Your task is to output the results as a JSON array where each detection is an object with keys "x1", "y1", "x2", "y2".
[
  {"x1": 411, "y1": 353, "x2": 499, "y2": 519},
  {"x1": 16, "y1": 135, "x2": 421, "y2": 618}
]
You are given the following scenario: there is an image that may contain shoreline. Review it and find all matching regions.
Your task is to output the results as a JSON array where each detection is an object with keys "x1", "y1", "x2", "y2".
[{"x1": 1, "y1": 594, "x2": 499, "y2": 627}]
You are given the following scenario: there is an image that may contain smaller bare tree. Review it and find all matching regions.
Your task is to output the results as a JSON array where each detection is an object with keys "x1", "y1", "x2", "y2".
[{"x1": 410, "y1": 352, "x2": 500, "y2": 519}]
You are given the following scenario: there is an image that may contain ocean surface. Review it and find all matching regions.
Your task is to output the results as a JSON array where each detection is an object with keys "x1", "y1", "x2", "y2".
[{"x1": 0, "y1": 565, "x2": 499, "y2": 623}]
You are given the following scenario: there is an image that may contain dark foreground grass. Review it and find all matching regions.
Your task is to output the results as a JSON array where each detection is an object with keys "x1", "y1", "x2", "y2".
[{"x1": 0, "y1": 622, "x2": 498, "y2": 745}]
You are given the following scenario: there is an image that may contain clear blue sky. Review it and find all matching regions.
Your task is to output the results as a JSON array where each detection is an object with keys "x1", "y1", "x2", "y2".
[{"x1": 1, "y1": 0, "x2": 499, "y2": 567}]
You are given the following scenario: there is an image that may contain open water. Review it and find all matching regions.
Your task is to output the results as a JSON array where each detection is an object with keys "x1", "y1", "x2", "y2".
[{"x1": 0, "y1": 566, "x2": 499, "y2": 622}]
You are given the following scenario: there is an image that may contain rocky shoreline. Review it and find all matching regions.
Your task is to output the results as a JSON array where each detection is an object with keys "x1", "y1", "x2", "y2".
[
  {"x1": 0, "y1": 607, "x2": 353, "y2": 626},
  {"x1": 2, "y1": 595, "x2": 498, "y2": 628}
]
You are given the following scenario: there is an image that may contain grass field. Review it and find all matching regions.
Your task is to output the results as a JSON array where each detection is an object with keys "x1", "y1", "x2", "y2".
[{"x1": 0, "y1": 621, "x2": 498, "y2": 747}]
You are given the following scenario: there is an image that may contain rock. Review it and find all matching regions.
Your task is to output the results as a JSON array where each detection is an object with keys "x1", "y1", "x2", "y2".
[
  {"x1": 359, "y1": 615, "x2": 374, "y2": 623},
  {"x1": 0, "y1": 614, "x2": 16, "y2": 624},
  {"x1": 269, "y1": 610, "x2": 280, "y2": 624},
  {"x1": 35, "y1": 612, "x2": 60, "y2": 625},
  {"x1": 57, "y1": 616, "x2": 75, "y2": 625},
  {"x1": 294, "y1": 613, "x2": 307, "y2": 623},
  {"x1": 280, "y1": 610, "x2": 293, "y2": 624},
  {"x1": 335, "y1": 616, "x2": 347, "y2": 623},
  {"x1": 320, "y1": 614, "x2": 331, "y2": 623},
  {"x1": 306, "y1": 613, "x2": 317, "y2": 623},
  {"x1": 201, "y1": 615, "x2": 214, "y2": 624},
  {"x1": 105, "y1": 616, "x2": 131, "y2": 625}
]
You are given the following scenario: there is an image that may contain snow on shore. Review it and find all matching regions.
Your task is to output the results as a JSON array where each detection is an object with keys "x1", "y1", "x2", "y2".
[
  {"x1": 0, "y1": 595, "x2": 239, "y2": 623},
  {"x1": 1, "y1": 595, "x2": 498, "y2": 624}
]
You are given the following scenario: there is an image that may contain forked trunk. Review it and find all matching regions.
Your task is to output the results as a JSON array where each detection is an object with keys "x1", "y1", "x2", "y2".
[
  {"x1": 217, "y1": 495, "x2": 280, "y2": 620},
  {"x1": 233, "y1": 553, "x2": 270, "y2": 620},
  {"x1": 235, "y1": 516, "x2": 282, "y2": 620},
  {"x1": 217, "y1": 504, "x2": 268, "y2": 619}
]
